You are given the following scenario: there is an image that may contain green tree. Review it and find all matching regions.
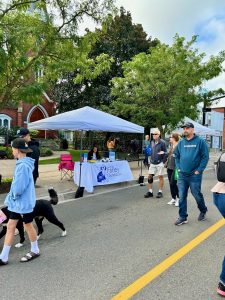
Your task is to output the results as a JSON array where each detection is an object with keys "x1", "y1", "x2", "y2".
[
  {"x1": 53, "y1": 7, "x2": 158, "y2": 112},
  {"x1": 110, "y1": 35, "x2": 225, "y2": 133},
  {"x1": 0, "y1": 0, "x2": 116, "y2": 108}
]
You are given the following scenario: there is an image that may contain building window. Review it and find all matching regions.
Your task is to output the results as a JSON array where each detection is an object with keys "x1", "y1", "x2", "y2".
[
  {"x1": 3, "y1": 119, "x2": 8, "y2": 128},
  {"x1": 0, "y1": 114, "x2": 11, "y2": 129},
  {"x1": 207, "y1": 113, "x2": 212, "y2": 126}
]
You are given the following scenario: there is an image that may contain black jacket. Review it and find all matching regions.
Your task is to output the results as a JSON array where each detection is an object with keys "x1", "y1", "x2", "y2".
[
  {"x1": 150, "y1": 139, "x2": 167, "y2": 164},
  {"x1": 27, "y1": 139, "x2": 40, "y2": 179},
  {"x1": 88, "y1": 150, "x2": 101, "y2": 160}
]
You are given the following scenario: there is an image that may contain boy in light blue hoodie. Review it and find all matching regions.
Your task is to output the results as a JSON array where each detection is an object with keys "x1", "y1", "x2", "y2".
[{"x1": 0, "y1": 138, "x2": 40, "y2": 265}]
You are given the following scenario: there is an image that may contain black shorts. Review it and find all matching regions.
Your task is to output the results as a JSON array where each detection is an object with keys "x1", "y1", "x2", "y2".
[{"x1": 9, "y1": 211, "x2": 33, "y2": 224}]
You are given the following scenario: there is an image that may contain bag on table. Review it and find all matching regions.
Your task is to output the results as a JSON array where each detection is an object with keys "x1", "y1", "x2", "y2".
[
  {"x1": 216, "y1": 152, "x2": 225, "y2": 182},
  {"x1": 0, "y1": 209, "x2": 7, "y2": 224}
]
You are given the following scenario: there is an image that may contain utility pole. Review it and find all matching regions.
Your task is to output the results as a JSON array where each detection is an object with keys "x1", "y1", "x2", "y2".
[{"x1": 202, "y1": 94, "x2": 225, "y2": 125}]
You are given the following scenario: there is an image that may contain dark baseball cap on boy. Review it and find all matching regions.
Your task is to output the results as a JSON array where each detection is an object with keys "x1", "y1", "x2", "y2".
[
  {"x1": 181, "y1": 122, "x2": 194, "y2": 128},
  {"x1": 11, "y1": 138, "x2": 33, "y2": 153},
  {"x1": 16, "y1": 127, "x2": 30, "y2": 137}
]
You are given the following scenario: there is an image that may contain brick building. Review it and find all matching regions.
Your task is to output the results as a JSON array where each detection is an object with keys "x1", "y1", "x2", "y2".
[{"x1": 0, "y1": 92, "x2": 56, "y2": 138}]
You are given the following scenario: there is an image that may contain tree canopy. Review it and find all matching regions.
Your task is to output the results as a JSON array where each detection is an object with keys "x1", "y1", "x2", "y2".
[
  {"x1": 52, "y1": 7, "x2": 158, "y2": 112},
  {"x1": 110, "y1": 35, "x2": 225, "y2": 133},
  {"x1": 0, "y1": 0, "x2": 116, "y2": 108}
]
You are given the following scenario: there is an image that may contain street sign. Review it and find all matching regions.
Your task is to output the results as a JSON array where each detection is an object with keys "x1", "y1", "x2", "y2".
[{"x1": 0, "y1": 136, "x2": 5, "y2": 145}]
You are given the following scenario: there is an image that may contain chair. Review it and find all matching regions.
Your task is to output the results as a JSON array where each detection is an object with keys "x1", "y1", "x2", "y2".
[{"x1": 58, "y1": 154, "x2": 75, "y2": 180}]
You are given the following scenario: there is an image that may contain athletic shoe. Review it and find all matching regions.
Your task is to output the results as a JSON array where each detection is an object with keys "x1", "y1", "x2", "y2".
[
  {"x1": 0, "y1": 259, "x2": 8, "y2": 266},
  {"x1": 144, "y1": 191, "x2": 153, "y2": 198},
  {"x1": 174, "y1": 217, "x2": 188, "y2": 226},
  {"x1": 217, "y1": 282, "x2": 225, "y2": 297},
  {"x1": 175, "y1": 198, "x2": 179, "y2": 207},
  {"x1": 156, "y1": 192, "x2": 163, "y2": 198},
  {"x1": 198, "y1": 211, "x2": 206, "y2": 221},
  {"x1": 167, "y1": 199, "x2": 176, "y2": 205}
]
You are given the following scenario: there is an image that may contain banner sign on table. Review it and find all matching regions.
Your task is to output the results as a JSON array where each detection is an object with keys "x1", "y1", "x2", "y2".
[{"x1": 74, "y1": 161, "x2": 134, "y2": 193}]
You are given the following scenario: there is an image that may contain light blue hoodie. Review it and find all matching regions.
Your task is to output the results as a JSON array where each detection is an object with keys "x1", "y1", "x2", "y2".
[{"x1": 5, "y1": 157, "x2": 36, "y2": 214}]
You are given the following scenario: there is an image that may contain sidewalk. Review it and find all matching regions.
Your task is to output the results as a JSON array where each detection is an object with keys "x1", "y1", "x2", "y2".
[{"x1": 0, "y1": 150, "x2": 220, "y2": 202}]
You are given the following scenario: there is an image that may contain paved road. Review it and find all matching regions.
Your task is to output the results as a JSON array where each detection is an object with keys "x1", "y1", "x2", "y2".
[{"x1": 0, "y1": 170, "x2": 224, "y2": 300}]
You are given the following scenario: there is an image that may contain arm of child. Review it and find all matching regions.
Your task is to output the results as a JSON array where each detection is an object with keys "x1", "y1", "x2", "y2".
[{"x1": 10, "y1": 165, "x2": 30, "y2": 199}]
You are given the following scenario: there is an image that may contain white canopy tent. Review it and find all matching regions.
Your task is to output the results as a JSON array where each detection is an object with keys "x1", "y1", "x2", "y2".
[
  {"x1": 28, "y1": 106, "x2": 144, "y2": 197},
  {"x1": 176, "y1": 117, "x2": 219, "y2": 136},
  {"x1": 28, "y1": 106, "x2": 144, "y2": 133}
]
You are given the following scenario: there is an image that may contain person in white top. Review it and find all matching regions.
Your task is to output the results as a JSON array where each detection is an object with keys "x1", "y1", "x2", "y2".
[{"x1": 88, "y1": 146, "x2": 101, "y2": 161}]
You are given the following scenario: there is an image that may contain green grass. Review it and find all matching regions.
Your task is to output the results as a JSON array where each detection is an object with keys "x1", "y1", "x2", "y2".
[
  {"x1": 39, "y1": 149, "x2": 88, "y2": 165},
  {"x1": 39, "y1": 157, "x2": 60, "y2": 165},
  {"x1": 39, "y1": 149, "x2": 129, "y2": 165}
]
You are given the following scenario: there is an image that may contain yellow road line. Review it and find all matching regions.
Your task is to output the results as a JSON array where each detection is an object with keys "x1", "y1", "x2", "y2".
[{"x1": 112, "y1": 218, "x2": 225, "y2": 300}]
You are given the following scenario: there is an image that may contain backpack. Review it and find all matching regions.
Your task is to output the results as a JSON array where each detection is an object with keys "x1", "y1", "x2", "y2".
[
  {"x1": 144, "y1": 146, "x2": 151, "y2": 156},
  {"x1": 216, "y1": 152, "x2": 225, "y2": 182}
]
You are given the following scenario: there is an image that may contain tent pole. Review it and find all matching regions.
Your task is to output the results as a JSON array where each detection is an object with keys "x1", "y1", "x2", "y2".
[
  {"x1": 141, "y1": 133, "x2": 144, "y2": 176},
  {"x1": 78, "y1": 131, "x2": 83, "y2": 187},
  {"x1": 75, "y1": 130, "x2": 84, "y2": 198},
  {"x1": 138, "y1": 133, "x2": 145, "y2": 186}
]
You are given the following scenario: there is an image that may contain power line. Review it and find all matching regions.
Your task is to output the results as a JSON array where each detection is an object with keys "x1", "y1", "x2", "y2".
[{"x1": 209, "y1": 95, "x2": 225, "y2": 102}]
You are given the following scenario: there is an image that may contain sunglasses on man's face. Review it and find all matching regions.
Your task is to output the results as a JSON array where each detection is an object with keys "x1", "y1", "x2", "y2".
[{"x1": 153, "y1": 133, "x2": 159, "y2": 135}]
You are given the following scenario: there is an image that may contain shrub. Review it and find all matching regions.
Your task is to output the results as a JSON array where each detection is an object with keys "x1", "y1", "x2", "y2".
[
  {"x1": 2, "y1": 177, "x2": 13, "y2": 183},
  {"x1": 0, "y1": 177, "x2": 12, "y2": 194},
  {"x1": 39, "y1": 139, "x2": 60, "y2": 150},
  {"x1": 0, "y1": 146, "x2": 13, "y2": 159},
  {"x1": 29, "y1": 130, "x2": 39, "y2": 138},
  {"x1": 40, "y1": 147, "x2": 53, "y2": 157},
  {"x1": 60, "y1": 139, "x2": 69, "y2": 150}
]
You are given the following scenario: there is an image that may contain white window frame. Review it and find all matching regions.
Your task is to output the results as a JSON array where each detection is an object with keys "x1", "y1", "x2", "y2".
[{"x1": 0, "y1": 114, "x2": 12, "y2": 129}]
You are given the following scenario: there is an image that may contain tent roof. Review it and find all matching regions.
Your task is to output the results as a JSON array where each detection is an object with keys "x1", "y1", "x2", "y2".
[
  {"x1": 28, "y1": 106, "x2": 144, "y2": 134},
  {"x1": 176, "y1": 117, "x2": 219, "y2": 136}
]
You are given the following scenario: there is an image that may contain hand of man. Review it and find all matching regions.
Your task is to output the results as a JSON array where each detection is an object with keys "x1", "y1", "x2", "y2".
[
  {"x1": 157, "y1": 151, "x2": 164, "y2": 154},
  {"x1": 194, "y1": 170, "x2": 200, "y2": 175}
]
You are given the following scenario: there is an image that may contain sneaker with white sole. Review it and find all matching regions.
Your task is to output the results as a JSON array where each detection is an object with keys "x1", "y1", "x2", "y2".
[
  {"x1": 217, "y1": 282, "x2": 225, "y2": 297},
  {"x1": 175, "y1": 198, "x2": 179, "y2": 207},
  {"x1": 167, "y1": 199, "x2": 176, "y2": 205}
]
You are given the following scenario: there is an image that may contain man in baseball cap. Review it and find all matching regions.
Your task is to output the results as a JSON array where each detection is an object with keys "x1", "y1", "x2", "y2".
[
  {"x1": 16, "y1": 127, "x2": 30, "y2": 137},
  {"x1": 16, "y1": 127, "x2": 40, "y2": 184},
  {"x1": 173, "y1": 119, "x2": 209, "y2": 226},
  {"x1": 181, "y1": 122, "x2": 194, "y2": 128}
]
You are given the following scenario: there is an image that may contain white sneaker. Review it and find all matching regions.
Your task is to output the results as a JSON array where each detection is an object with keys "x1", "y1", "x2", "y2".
[
  {"x1": 167, "y1": 199, "x2": 176, "y2": 205},
  {"x1": 175, "y1": 198, "x2": 179, "y2": 207},
  {"x1": 14, "y1": 228, "x2": 19, "y2": 236},
  {"x1": 61, "y1": 230, "x2": 67, "y2": 237}
]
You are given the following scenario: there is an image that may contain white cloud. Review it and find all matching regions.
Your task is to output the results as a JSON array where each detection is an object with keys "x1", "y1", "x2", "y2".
[
  {"x1": 116, "y1": 0, "x2": 225, "y2": 44},
  {"x1": 79, "y1": 0, "x2": 225, "y2": 91},
  {"x1": 116, "y1": 0, "x2": 225, "y2": 91}
]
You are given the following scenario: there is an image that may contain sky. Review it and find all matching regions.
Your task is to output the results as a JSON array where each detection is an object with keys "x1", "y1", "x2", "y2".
[{"x1": 115, "y1": 0, "x2": 225, "y2": 92}]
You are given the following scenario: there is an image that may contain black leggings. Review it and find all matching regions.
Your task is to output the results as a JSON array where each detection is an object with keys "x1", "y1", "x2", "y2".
[{"x1": 167, "y1": 168, "x2": 179, "y2": 199}]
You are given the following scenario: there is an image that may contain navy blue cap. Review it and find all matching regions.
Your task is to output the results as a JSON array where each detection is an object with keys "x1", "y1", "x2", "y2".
[
  {"x1": 16, "y1": 128, "x2": 30, "y2": 137},
  {"x1": 181, "y1": 122, "x2": 194, "y2": 128}
]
